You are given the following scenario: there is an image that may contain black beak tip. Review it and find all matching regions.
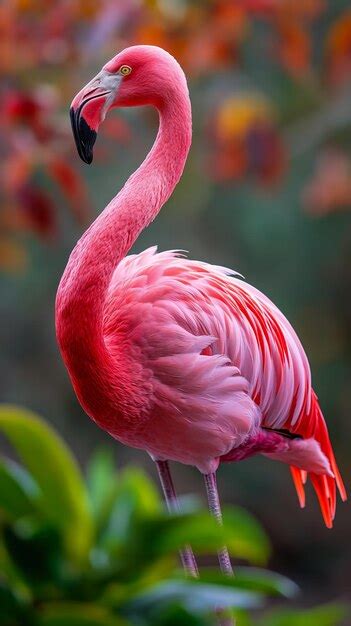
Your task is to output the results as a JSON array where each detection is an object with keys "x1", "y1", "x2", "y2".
[
  {"x1": 84, "y1": 150, "x2": 93, "y2": 165},
  {"x1": 70, "y1": 107, "x2": 97, "y2": 165}
]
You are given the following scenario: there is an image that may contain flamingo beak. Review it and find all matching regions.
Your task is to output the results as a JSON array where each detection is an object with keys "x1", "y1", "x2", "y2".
[
  {"x1": 70, "y1": 88, "x2": 109, "y2": 164},
  {"x1": 70, "y1": 71, "x2": 122, "y2": 164},
  {"x1": 70, "y1": 106, "x2": 98, "y2": 164}
]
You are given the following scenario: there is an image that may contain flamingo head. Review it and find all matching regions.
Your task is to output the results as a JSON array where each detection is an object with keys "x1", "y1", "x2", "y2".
[{"x1": 70, "y1": 45, "x2": 187, "y2": 164}]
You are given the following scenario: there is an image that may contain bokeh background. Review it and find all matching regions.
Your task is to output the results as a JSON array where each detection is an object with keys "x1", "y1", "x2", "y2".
[{"x1": 1, "y1": 0, "x2": 350, "y2": 610}]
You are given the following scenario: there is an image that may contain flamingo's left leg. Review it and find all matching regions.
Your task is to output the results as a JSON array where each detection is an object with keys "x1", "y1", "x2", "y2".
[
  {"x1": 155, "y1": 460, "x2": 199, "y2": 577},
  {"x1": 204, "y1": 472, "x2": 233, "y2": 576}
]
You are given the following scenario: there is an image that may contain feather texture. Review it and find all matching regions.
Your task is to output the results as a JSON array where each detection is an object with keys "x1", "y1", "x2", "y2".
[{"x1": 103, "y1": 247, "x2": 346, "y2": 522}]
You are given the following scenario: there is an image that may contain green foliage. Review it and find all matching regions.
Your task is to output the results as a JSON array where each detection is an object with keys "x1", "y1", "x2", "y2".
[
  {"x1": 197, "y1": 567, "x2": 298, "y2": 598},
  {"x1": 259, "y1": 603, "x2": 348, "y2": 626},
  {"x1": 0, "y1": 460, "x2": 38, "y2": 520},
  {"x1": 37, "y1": 603, "x2": 126, "y2": 626},
  {"x1": 0, "y1": 405, "x2": 92, "y2": 562},
  {"x1": 0, "y1": 406, "x2": 346, "y2": 626}
]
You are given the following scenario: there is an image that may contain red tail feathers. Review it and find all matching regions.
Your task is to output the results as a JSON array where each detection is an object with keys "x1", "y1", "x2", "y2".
[{"x1": 290, "y1": 391, "x2": 346, "y2": 528}]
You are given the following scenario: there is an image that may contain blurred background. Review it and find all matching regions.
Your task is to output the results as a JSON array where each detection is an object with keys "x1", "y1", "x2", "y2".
[{"x1": 1, "y1": 0, "x2": 350, "y2": 611}]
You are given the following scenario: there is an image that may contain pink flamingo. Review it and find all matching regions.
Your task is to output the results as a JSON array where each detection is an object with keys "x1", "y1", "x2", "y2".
[{"x1": 56, "y1": 45, "x2": 346, "y2": 578}]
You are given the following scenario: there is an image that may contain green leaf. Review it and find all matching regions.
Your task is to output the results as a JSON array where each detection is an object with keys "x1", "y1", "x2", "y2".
[
  {"x1": 233, "y1": 609, "x2": 254, "y2": 626},
  {"x1": 195, "y1": 567, "x2": 298, "y2": 598},
  {"x1": 0, "y1": 459, "x2": 38, "y2": 520},
  {"x1": 150, "y1": 511, "x2": 233, "y2": 556},
  {"x1": 221, "y1": 507, "x2": 270, "y2": 565},
  {"x1": 101, "y1": 467, "x2": 161, "y2": 548},
  {"x1": 261, "y1": 603, "x2": 347, "y2": 626},
  {"x1": 0, "y1": 405, "x2": 93, "y2": 562},
  {"x1": 0, "y1": 580, "x2": 29, "y2": 624},
  {"x1": 132, "y1": 506, "x2": 269, "y2": 566},
  {"x1": 0, "y1": 539, "x2": 32, "y2": 600},
  {"x1": 86, "y1": 448, "x2": 117, "y2": 517},
  {"x1": 37, "y1": 602, "x2": 127, "y2": 626},
  {"x1": 126, "y1": 580, "x2": 262, "y2": 615},
  {"x1": 3, "y1": 522, "x2": 63, "y2": 586},
  {"x1": 147, "y1": 602, "x2": 211, "y2": 626},
  {"x1": 117, "y1": 467, "x2": 161, "y2": 516},
  {"x1": 86, "y1": 449, "x2": 118, "y2": 531}
]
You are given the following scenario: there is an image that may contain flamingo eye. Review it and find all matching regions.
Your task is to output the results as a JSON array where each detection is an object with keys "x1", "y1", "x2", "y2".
[{"x1": 119, "y1": 65, "x2": 132, "y2": 76}]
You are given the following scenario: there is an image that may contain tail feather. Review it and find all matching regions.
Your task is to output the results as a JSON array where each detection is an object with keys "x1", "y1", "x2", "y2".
[
  {"x1": 310, "y1": 474, "x2": 334, "y2": 528},
  {"x1": 289, "y1": 391, "x2": 346, "y2": 527},
  {"x1": 290, "y1": 466, "x2": 305, "y2": 508}
]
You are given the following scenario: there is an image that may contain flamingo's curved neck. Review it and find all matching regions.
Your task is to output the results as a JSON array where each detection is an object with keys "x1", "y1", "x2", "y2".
[{"x1": 56, "y1": 86, "x2": 192, "y2": 428}]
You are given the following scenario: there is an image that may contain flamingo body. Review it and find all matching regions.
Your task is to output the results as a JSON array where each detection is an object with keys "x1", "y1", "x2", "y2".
[{"x1": 56, "y1": 45, "x2": 345, "y2": 531}]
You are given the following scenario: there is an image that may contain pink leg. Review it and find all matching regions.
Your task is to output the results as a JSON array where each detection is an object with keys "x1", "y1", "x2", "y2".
[
  {"x1": 204, "y1": 472, "x2": 233, "y2": 576},
  {"x1": 205, "y1": 472, "x2": 235, "y2": 626},
  {"x1": 155, "y1": 460, "x2": 199, "y2": 578}
]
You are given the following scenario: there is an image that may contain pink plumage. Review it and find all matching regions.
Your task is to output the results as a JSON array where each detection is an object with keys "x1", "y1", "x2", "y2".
[{"x1": 56, "y1": 45, "x2": 345, "y2": 549}]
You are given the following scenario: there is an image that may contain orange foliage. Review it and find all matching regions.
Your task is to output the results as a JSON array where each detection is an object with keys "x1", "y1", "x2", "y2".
[
  {"x1": 275, "y1": 21, "x2": 311, "y2": 77},
  {"x1": 1, "y1": 0, "x2": 350, "y2": 269},
  {"x1": 208, "y1": 94, "x2": 286, "y2": 185},
  {"x1": 133, "y1": 1, "x2": 247, "y2": 76},
  {"x1": 243, "y1": 0, "x2": 325, "y2": 21},
  {"x1": 326, "y1": 11, "x2": 351, "y2": 86}
]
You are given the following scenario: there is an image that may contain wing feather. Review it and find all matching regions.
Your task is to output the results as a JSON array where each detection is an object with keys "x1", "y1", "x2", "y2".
[{"x1": 104, "y1": 248, "x2": 346, "y2": 513}]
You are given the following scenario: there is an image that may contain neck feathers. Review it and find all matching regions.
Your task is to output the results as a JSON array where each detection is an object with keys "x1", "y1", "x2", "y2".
[{"x1": 56, "y1": 80, "x2": 191, "y2": 426}]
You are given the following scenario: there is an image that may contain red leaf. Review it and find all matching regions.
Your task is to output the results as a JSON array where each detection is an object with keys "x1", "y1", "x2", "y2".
[
  {"x1": 17, "y1": 184, "x2": 57, "y2": 240},
  {"x1": 47, "y1": 158, "x2": 91, "y2": 225}
]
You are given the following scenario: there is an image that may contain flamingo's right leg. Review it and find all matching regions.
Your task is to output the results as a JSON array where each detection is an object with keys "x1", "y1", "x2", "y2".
[
  {"x1": 204, "y1": 472, "x2": 233, "y2": 576},
  {"x1": 155, "y1": 460, "x2": 199, "y2": 578},
  {"x1": 204, "y1": 472, "x2": 235, "y2": 626}
]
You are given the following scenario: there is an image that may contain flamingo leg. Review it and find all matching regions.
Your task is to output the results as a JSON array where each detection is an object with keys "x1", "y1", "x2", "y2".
[
  {"x1": 155, "y1": 460, "x2": 199, "y2": 578},
  {"x1": 204, "y1": 472, "x2": 233, "y2": 576}
]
